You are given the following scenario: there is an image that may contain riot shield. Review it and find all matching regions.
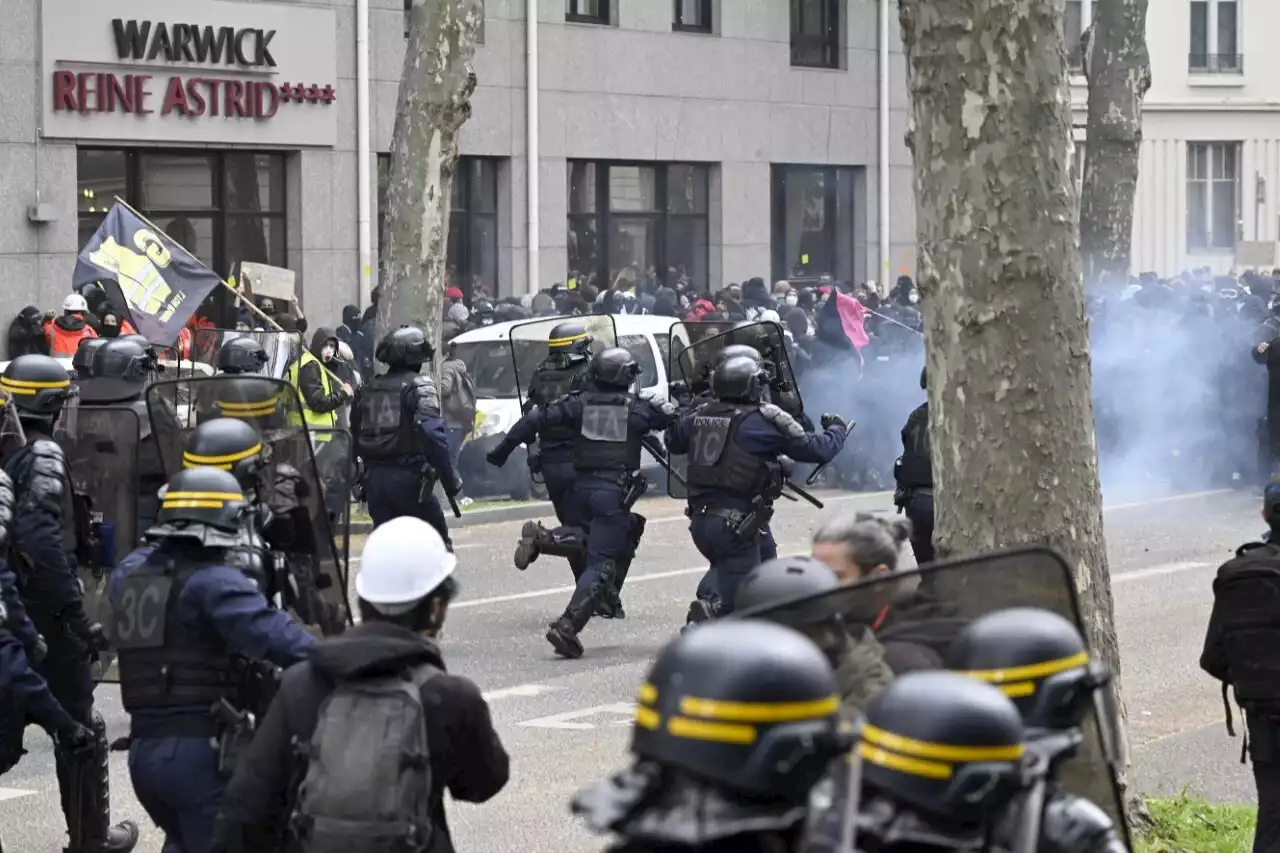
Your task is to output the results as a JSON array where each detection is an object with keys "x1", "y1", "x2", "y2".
[
  {"x1": 731, "y1": 547, "x2": 1129, "y2": 845},
  {"x1": 508, "y1": 315, "x2": 617, "y2": 408},
  {"x1": 142, "y1": 376, "x2": 352, "y2": 636},
  {"x1": 675, "y1": 321, "x2": 803, "y2": 418},
  {"x1": 61, "y1": 406, "x2": 142, "y2": 683},
  {"x1": 191, "y1": 329, "x2": 305, "y2": 380},
  {"x1": 310, "y1": 427, "x2": 354, "y2": 576}
]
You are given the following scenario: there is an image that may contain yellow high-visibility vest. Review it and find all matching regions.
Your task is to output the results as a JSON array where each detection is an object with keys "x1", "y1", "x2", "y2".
[{"x1": 287, "y1": 350, "x2": 337, "y2": 440}]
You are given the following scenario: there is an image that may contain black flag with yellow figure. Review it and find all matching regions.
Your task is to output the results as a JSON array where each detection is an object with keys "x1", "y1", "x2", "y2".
[{"x1": 72, "y1": 202, "x2": 224, "y2": 346}]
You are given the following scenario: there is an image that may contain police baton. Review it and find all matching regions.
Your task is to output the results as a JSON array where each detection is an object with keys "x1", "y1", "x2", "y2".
[
  {"x1": 805, "y1": 420, "x2": 856, "y2": 487},
  {"x1": 783, "y1": 480, "x2": 824, "y2": 509},
  {"x1": 640, "y1": 436, "x2": 688, "y2": 489},
  {"x1": 446, "y1": 492, "x2": 463, "y2": 518}
]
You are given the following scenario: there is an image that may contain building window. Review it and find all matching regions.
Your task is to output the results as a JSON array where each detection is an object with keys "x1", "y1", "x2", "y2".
[
  {"x1": 77, "y1": 148, "x2": 286, "y2": 313},
  {"x1": 1064, "y1": 0, "x2": 1085, "y2": 72},
  {"x1": 376, "y1": 155, "x2": 499, "y2": 298},
  {"x1": 1190, "y1": 0, "x2": 1241, "y2": 73},
  {"x1": 791, "y1": 0, "x2": 840, "y2": 70},
  {"x1": 673, "y1": 0, "x2": 712, "y2": 33},
  {"x1": 406, "y1": 0, "x2": 484, "y2": 42},
  {"x1": 566, "y1": 0, "x2": 610, "y2": 25},
  {"x1": 567, "y1": 161, "x2": 710, "y2": 291},
  {"x1": 771, "y1": 165, "x2": 860, "y2": 283},
  {"x1": 1187, "y1": 142, "x2": 1241, "y2": 251}
]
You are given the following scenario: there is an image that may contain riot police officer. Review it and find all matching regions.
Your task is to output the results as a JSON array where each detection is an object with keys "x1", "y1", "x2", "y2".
[
  {"x1": 666, "y1": 351, "x2": 847, "y2": 621},
  {"x1": 807, "y1": 671, "x2": 1030, "y2": 853},
  {"x1": 352, "y1": 326, "x2": 461, "y2": 545},
  {"x1": 0, "y1": 355, "x2": 139, "y2": 852},
  {"x1": 572, "y1": 619, "x2": 849, "y2": 852},
  {"x1": 215, "y1": 337, "x2": 270, "y2": 376},
  {"x1": 487, "y1": 347, "x2": 676, "y2": 658},
  {"x1": 947, "y1": 607, "x2": 1129, "y2": 853},
  {"x1": 512, "y1": 320, "x2": 594, "y2": 579},
  {"x1": 734, "y1": 555, "x2": 894, "y2": 715},
  {"x1": 79, "y1": 337, "x2": 155, "y2": 404},
  {"x1": 108, "y1": 465, "x2": 316, "y2": 853},
  {"x1": 2, "y1": 466, "x2": 95, "y2": 814},
  {"x1": 894, "y1": 365, "x2": 934, "y2": 564}
]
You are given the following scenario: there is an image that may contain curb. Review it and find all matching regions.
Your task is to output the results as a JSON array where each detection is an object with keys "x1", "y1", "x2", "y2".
[{"x1": 349, "y1": 500, "x2": 557, "y2": 534}]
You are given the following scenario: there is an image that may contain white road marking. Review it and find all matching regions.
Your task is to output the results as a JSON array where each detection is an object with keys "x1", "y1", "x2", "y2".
[
  {"x1": 519, "y1": 702, "x2": 636, "y2": 730},
  {"x1": 0, "y1": 788, "x2": 37, "y2": 803},
  {"x1": 1103, "y1": 490, "x2": 1232, "y2": 511},
  {"x1": 1113, "y1": 561, "x2": 1213, "y2": 585},
  {"x1": 482, "y1": 683, "x2": 559, "y2": 701}
]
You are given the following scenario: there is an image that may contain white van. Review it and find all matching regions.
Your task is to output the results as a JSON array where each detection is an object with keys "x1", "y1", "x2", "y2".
[{"x1": 448, "y1": 314, "x2": 677, "y2": 500}]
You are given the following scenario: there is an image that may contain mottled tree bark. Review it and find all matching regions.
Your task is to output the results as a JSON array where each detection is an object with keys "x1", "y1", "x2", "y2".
[
  {"x1": 378, "y1": 0, "x2": 482, "y2": 358},
  {"x1": 1079, "y1": 0, "x2": 1151, "y2": 284},
  {"x1": 899, "y1": 0, "x2": 1128, "y2": 824}
]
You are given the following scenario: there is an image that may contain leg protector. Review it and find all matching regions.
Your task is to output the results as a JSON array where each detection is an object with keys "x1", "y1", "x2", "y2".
[{"x1": 539, "y1": 526, "x2": 587, "y2": 561}]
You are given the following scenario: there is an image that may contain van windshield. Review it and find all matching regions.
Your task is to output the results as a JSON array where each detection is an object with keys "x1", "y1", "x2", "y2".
[{"x1": 451, "y1": 340, "x2": 544, "y2": 398}]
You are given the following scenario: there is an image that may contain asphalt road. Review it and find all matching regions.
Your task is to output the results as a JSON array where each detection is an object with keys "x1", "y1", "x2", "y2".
[{"x1": 0, "y1": 487, "x2": 1261, "y2": 851}]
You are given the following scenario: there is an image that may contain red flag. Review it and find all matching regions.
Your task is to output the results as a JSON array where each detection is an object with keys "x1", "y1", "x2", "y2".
[{"x1": 834, "y1": 291, "x2": 871, "y2": 349}]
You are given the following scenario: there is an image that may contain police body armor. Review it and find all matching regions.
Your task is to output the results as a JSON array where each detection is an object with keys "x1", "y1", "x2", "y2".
[
  {"x1": 575, "y1": 392, "x2": 641, "y2": 472},
  {"x1": 528, "y1": 359, "x2": 588, "y2": 444},
  {"x1": 685, "y1": 402, "x2": 783, "y2": 497},
  {"x1": 896, "y1": 403, "x2": 931, "y2": 488},
  {"x1": 21, "y1": 440, "x2": 85, "y2": 580},
  {"x1": 356, "y1": 374, "x2": 418, "y2": 461},
  {"x1": 112, "y1": 551, "x2": 235, "y2": 714}
]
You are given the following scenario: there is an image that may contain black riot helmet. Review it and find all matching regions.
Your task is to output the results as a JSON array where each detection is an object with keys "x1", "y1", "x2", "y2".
[
  {"x1": 589, "y1": 347, "x2": 640, "y2": 390},
  {"x1": 547, "y1": 320, "x2": 592, "y2": 357},
  {"x1": 718, "y1": 343, "x2": 765, "y2": 366},
  {"x1": 376, "y1": 325, "x2": 434, "y2": 369},
  {"x1": 154, "y1": 466, "x2": 247, "y2": 536},
  {"x1": 208, "y1": 376, "x2": 285, "y2": 422},
  {"x1": 183, "y1": 418, "x2": 265, "y2": 490},
  {"x1": 947, "y1": 607, "x2": 1106, "y2": 732},
  {"x1": 1, "y1": 355, "x2": 75, "y2": 420},
  {"x1": 216, "y1": 337, "x2": 269, "y2": 375},
  {"x1": 735, "y1": 556, "x2": 847, "y2": 666},
  {"x1": 91, "y1": 338, "x2": 155, "y2": 383},
  {"x1": 632, "y1": 619, "x2": 846, "y2": 801},
  {"x1": 71, "y1": 338, "x2": 110, "y2": 378},
  {"x1": 859, "y1": 671, "x2": 1026, "y2": 828},
  {"x1": 711, "y1": 353, "x2": 767, "y2": 403}
]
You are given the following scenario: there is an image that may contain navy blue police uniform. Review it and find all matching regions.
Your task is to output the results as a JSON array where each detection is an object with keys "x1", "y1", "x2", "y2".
[
  {"x1": 0, "y1": 354, "x2": 139, "y2": 852},
  {"x1": 352, "y1": 327, "x2": 461, "y2": 548},
  {"x1": 666, "y1": 353, "x2": 846, "y2": 620},
  {"x1": 109, "y1": 466, "x2": 315, "y2": 853},
  {"x1": 488, "y1": 348, "x2": 676, "y2": 658},
  {"x1": 894, "y1": 366, "x2": 934, "y2": 564}
]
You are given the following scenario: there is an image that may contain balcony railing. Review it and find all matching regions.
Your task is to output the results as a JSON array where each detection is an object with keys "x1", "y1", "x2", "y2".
[{"x1": 1189, "y1": 53, "x2": 1244, "y2": 74}]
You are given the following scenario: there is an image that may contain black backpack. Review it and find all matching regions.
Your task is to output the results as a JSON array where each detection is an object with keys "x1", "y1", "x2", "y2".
[
  {"x1": 1213, "y1": 543, "x2": 1280, "y2": 756},
  {"x1": 291, "y1": 663, "x2": 438, "y2": 852}
]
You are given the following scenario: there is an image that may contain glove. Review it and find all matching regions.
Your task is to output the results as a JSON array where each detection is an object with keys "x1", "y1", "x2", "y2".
[
  {"x1": 820, "y1": 413, "x2": 848, "y2": 431},
  {"x1": 668, "y1": 380, "x2": 689, "y2": 399},
  {"x1": 486, "y1": 448, "x2": 509, "y2": 468},
  {"x1": 54, "y1": 721, "x2": 95, "y2": 757},
  {"x1": 85, "y1": 623, "x2": 110, "y2": 655},
  {"x1": 444, "y1": 474, "x2": 463, "y2": 497},
  {"x1": 29, "y1": 634, "x2": 47, "y2": 665}
]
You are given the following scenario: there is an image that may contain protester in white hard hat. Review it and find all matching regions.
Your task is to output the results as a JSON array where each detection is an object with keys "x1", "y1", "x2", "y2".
[
  {"x1": 46, "y1": 292, "x2": 99, "y2": 357},
  {"x1": 213, "y1": 517, "x2": 510, "y2": 850}
]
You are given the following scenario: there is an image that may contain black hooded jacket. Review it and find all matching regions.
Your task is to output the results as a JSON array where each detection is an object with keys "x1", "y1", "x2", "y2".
[
  {"x1": 295, "y1": 326, "x2": 349, "y2": 416},
  {"x1": 212, "y1": 621, "x2": 510, "y2": 853},
  {"x1": 877, "y1": 588, "x2": 966, "y2": 673}
]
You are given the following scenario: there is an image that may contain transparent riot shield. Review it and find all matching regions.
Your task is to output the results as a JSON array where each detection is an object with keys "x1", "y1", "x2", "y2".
[
  {"x1": 508, "y1": 315, "x2": 618, "y2": 408},
  {"x1": 191, "y1": 329, "x2": 305, "y2": 380},
  {"x1": 61, "y1": 406, "x2": 143, "y2": 683},
  {"x1": 732, "y1": 547, "x2": 1129, "y2": 846},
  {"x1": 309, "y1": 427, "x2": 354, "y2": 575},
  {"x1": 143, "y1": 376, "x2": 352, "y2": 636},
  {"x1": 666, "y1": 320, "x2": 737, "y2": 397}
]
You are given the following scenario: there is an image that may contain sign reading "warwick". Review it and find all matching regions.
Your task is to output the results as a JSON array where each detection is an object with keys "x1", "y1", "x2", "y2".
[{"x1": 40, "y1": 0, "x2": 337, "y2": 147}]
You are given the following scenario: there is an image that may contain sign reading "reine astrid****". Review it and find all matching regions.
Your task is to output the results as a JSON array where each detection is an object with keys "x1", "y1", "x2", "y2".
[{"x1": 40, "y1": 0, "x2": 337, "y2": 147}]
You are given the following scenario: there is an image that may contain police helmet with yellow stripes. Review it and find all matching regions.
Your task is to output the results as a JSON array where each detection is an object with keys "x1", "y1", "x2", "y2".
[
  {"x1": 71, "y1": 338, "x2": 110, "y2": 379},
  {"x1": 216, "y1": 337, "x2": 269, "y2": 375},
  {"x1": 859, "y1": 671, "x2": 1025, "y2": 826},
  {"x1": 947, "y1": 607, "x2": 1106, "y2": 732},
  {"x1": 547, "y1": 320, "x2": 591, "y2": 357},
  {"x1": 632, "y1": 619, "x2": 846, "y2": 801},
  {"x1": 184, "y1": 418, "x2": 264, "y2": 489},
  {"x1": 155, "y1": 466, "x2": 247, "y2": 534},
  {"x1": 376, "y1": 326, "x2": 433, "y2": 369},
  {"x1": 209, "y1": 377, "x2": 285, "y2": 421},
  {"x1": 1, "y1": 355, "x2": 75, "y2": 419}
]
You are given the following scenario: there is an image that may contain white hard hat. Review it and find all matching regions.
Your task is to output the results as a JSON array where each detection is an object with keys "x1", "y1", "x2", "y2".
[
  {"x1": 62, "y1": 293, "x2": 88, "y2": 313},
  {"x1": 355, "y1": 516, "x2": 456, "y2": 615}
]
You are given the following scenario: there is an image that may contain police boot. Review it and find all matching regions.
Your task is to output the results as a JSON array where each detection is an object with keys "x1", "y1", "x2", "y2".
[
  {"x1": 514, "y1": 520, "x2": 545, "y2": 571},
  {"x1": 684, "y1": 598, "x2": 717, "y2": 631},
  {"x1": 545, "y1": 614, "x2": 585, "y2": 659}
]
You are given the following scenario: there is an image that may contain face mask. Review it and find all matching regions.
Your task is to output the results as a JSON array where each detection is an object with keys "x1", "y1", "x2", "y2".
[
  {"x1": 908, "y1": 292, "x2": 920, "y2": 304},
  {"x1": 785, "y1": 294, "x2": 799, "y2": 306}
]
